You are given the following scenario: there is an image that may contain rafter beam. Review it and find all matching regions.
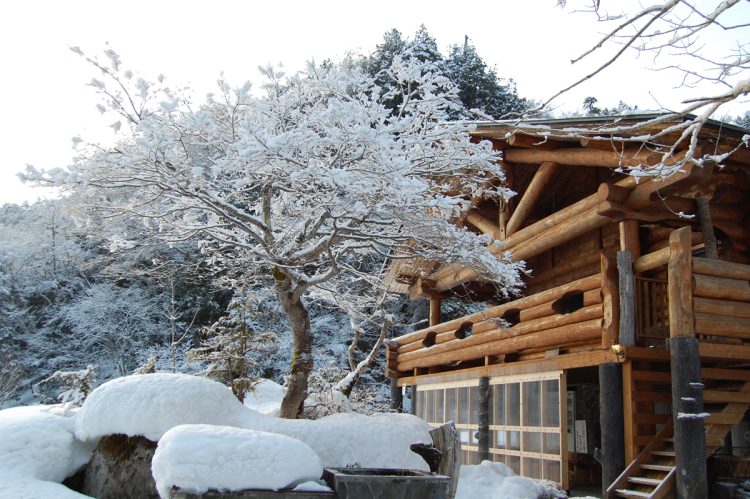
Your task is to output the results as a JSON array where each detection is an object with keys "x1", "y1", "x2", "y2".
[{"x1": 505, "y1": 161, "x2": 558, "y2": 236}]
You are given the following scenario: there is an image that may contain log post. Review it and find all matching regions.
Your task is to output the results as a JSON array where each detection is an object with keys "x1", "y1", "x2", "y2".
[
  {"x1": 409, "y1": 386, "x2": 417, "y2": 416},
  {"x1": 478, "y1": 376, "x2": 490, "y2": 462},
  {"x1": 668, "y1": 227, "x2": 708, "y2": 499},
  {"x1": 599, "y1": 363, "x2": 625, "y2": 497},
  {"x1": 696, "y1": 198, "x2": 719, "y2": 259},
  {"x1": 429, "y1": 298, "x2": 442, "y2": 327},
  {"x1": 390, "y1": 380, "x2": 403, "y2": 412},
  {"x1": 617, "y1": 251, "x2": 636, "y2": 347},
  {"x1": 429, "y1": 422, "x2": 461, "y2": 499}
]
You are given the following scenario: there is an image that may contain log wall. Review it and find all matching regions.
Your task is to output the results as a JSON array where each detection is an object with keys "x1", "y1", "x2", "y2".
[{"x1": 387, "y1": 273, "x2": 606, "y2": 375}]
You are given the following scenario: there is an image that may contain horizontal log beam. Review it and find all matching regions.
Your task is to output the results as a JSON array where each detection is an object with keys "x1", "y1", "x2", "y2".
[
  {"x1": 503, "y1": 147, "x2": 682, "y2": 168},
  {"x1": 633, "y1": 247, "x2": 670, "y2": 273},
  {"x1": 694, "y1": 297, "x2": 750, "y2": 319},
  {"x1": 693, "y1": 274, "x2": 750, "y2": 301},
  {"x1": 465, "y1": 211, "x2": 501, "y2": 239},
  {"x1": 693, "y1": 257, "x2": 750, "y2": 281},
  {"x1": 695, "y1": 313, "x2": 750, "y2": 339}
]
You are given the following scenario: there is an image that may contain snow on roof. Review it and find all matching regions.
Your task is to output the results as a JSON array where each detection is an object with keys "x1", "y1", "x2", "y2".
[
  {"x1": 151, "y1": 424, "x2": 323, "y2": 498},
  {"x1": 74, "y1": 373, "x2": 253, "y2": 441}
]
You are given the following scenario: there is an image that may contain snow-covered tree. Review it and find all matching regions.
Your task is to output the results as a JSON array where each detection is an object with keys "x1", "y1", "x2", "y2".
[{"x1": 27, "y1": 48, "x2": 525, "y2": 418}]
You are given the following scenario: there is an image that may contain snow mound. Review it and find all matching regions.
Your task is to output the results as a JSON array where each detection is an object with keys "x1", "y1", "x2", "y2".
[
  {"x1": 151, "y1": 424, "x2": 323, "y2": 499},
  {"x1": 243, "y1": 379, "x2": 285, "y2": 416},
  {"x1": 74, "y1": 373, "x2": 254, "y2": 441},
  {"x1": 249, "y1": 412, "x2": 432, "y2": 471},
  {"x1": 0, "y1": 405, "x2": 90, "y2": 483},
  {"x1": 455, "y1": 460, "x2": 566, "y2": 499},
  {"x1": 0, "y1": 477, "x2": 92, "y2": 499}
]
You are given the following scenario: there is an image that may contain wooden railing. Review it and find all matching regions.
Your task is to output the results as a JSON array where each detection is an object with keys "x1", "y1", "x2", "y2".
[{"x1": 635, "y1": 277, "x2": 669, "y2": 345}]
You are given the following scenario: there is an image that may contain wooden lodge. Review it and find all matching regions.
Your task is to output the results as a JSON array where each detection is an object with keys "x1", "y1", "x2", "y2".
[{"x1": 384, "y1": 114, "x2": 750, "y2": 498}]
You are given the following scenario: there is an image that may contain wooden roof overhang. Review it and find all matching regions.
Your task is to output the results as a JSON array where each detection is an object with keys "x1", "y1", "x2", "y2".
[{"x1": 386, "y1": 114, "x2": 750, "y2": 301}]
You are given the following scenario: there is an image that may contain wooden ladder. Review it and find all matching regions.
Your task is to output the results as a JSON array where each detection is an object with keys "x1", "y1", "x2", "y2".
[{"x1": 607, "y1": 367, "x2": 750, "y2": 498}]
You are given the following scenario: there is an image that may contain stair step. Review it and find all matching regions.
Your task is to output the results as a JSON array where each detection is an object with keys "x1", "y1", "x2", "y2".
[
  {"x1": 702, "y1": 367, "x2": 750, "y2": 381},
  {"x1": 615, "y1": 489, "x2": 652, "y2": 498},
  {"x1": 640, "y1": 463, "x2": 674, "y2": 472},
  {"x1": 651, "y1": 450, "x2": 676, "y2": 457},
  {"x1": 704, "y1": 390, "x2": 750, "y2": 403},
  {"x1": 628, "y1": 476, "x2": 663, "y2": 486}
]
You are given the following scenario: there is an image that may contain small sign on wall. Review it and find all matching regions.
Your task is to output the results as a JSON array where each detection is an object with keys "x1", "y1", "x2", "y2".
[{"x1": 575, "y1": 420, "x2": 588, "y2": 453}]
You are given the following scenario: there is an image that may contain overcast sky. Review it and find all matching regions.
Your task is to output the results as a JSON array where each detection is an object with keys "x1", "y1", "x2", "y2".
[{"x1": 1, "y1": 0, "x2": 748, "y2": 205}]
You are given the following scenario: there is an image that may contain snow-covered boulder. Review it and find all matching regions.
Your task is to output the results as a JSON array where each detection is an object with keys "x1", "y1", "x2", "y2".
[
  {"x1": 0, "y1": 405, "x2": 93, "y2": 499},
  {"x1": 81, "y1": 434, "x2": 159, "y2": 499},
  {"x1": 74, "y1": 373, "x2": 251, "y2": 442},
  {"x1": 0, "y1": 405, "x2": 90, "y2": 482},
  {"x1": 151, "y1": 424, "x2": 323, "y2": 499},
  {"x1": 455, "y1": 460, "x2": 566, "y2": 499}
]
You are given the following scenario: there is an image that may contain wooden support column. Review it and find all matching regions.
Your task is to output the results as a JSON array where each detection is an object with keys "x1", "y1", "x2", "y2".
[
  {"x1": 618, "y1": 251, "x2": 636, "y2": 347},
  {"x1": 505, "y1": 161, "x2": 558, "y2": 236},
  {"x1": 408, "y1": 386, "x2": 417, "y2": 415},
  {"x1": 429, "y1": 298, "x2": 442, "y2": 327},
  {"x1": 668, "y1": 227, "x2": 708, "y2": 499},
  {"x1": 390, "y1": 380, "x2": 403, "y2": 412},
  {"x1": 619, "y1": 220, "x2": 641, "y2": 260},
  {"x1": 498, "y1": 163, "x2": 514, "y2": 239},
  {"x1": 696, "y1": 198, "x2": 719, "y2": 259},
  {"x1": 599, "y1": 363, "x2": 625, "y2": 497},
  {"x1": 478, "y1": 376, "x2": 490, "y2": 462}
]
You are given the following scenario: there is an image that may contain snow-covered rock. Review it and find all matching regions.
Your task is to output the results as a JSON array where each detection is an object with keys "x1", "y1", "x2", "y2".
[
  {"x1": 74, "y1": 373, "x2": 250, "y2": 441},
  {"x1": 151, "y1": 424, "x2": 323, "y2": 499},
  {"x1": 455, "y1": 460, "x2": 566, "y2": 499},
  {"x1": 81, "y1": 435, "x2": 158, "y2": 499},
  {"x1": 0, "y1": 405, "x2": 93, "y2": 499},
  {"x1": 0, "y1": 405, "x2": 90, "y2": 482}
]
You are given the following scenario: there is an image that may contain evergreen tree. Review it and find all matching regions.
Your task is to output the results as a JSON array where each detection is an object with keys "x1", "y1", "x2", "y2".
[{"x1": 444, "y1": 37, "x2": 529, "y2": 119}]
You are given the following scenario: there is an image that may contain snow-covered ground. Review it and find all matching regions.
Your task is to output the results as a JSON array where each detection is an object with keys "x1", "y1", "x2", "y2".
[{"x1": 0, "y1": 373, "x2": 572, "y2": 499}]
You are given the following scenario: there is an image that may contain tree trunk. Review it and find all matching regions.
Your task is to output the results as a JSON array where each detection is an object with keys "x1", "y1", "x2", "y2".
[{"x1": 275, "y1": 272, "x2": 314, "y2": 419}]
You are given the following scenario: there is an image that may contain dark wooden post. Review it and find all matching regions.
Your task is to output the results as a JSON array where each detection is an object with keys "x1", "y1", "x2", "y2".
[
  {"x1": 617, "y1": 250, "x2": 636, "y2": 347},
  {"x1": 599, "y1": 363, "x2": 625, "y2": 497},
  {"x1": 478, "y1": 376, "x2": 490, "y2": 462},
  {"x1": 409, "y1": 386, "x2": 417, "y2": 416},
  {"x1": 390, "y1": 379, "x2": 403, "y2": 412},
  {"x1": 668, "y1": 227, "x2": 708, "y2": 499}
]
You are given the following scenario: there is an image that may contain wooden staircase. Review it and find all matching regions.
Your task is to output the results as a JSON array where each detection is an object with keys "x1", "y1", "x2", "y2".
[{"x1": 607, "y1": 367, "x2": 750, "y2": 498}]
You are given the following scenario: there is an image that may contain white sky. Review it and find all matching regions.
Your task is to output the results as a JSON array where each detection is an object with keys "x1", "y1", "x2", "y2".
[{"x1": 1, "y1": 0, "x2": 748, "y2": 205}]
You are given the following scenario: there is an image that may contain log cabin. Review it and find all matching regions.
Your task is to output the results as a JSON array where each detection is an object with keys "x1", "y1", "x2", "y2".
[{"x1": 384, "y1": 113, "x2": 750, "y2": 498}]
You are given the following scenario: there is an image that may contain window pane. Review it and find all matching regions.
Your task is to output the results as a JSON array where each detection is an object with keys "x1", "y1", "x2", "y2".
[
  {"x1": 544, "y1": 433, "x2": 560, "y2": 454},
  {"x1": 507, "y1": 383, "x2": 520, "y2": 426},
  {"x1": 508, "y1": 431, "x2": 521, "y2": 451},
  {"x1": 458, "y1": 387, "x2": 469, "y2": 424},
  {"x1": 492, "y1": 430, "x2": 506, "y2": 449},
  {"x1": 493, "y1": 384, "x2": 505, "y2": 425},
  {"x1": 523, "y1": 381, "x2": 541, "y2": 426},
  {"x1": 446, "y1": 387, "x2": 457, "y2": 423},
  {"x1": 525, "y1": 457, "x2": 542, "y2": 479},
  {"x1": 544, "y1": 379, "x2": 560, "y2": 427},
  {"x1": 544, "y1": 459, "x2": 561, "y2": 483},
  {"x1": 524, "y1": 431, "x2": 542, "y2": 453},
  {"x1": 507, "y1": 455, "x2": 521, "y2": 474},
  {"x1": 424, "y1": 390, "x2": 434, "y2": 422},
  {"x1": 435, "y1": 389, "x2": 445, "y2": 423}
]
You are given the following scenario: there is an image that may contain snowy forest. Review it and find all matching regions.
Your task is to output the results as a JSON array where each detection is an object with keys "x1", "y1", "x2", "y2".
[{"x1": 0, "y1": 27, "x2": 535, "y2": 415}]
